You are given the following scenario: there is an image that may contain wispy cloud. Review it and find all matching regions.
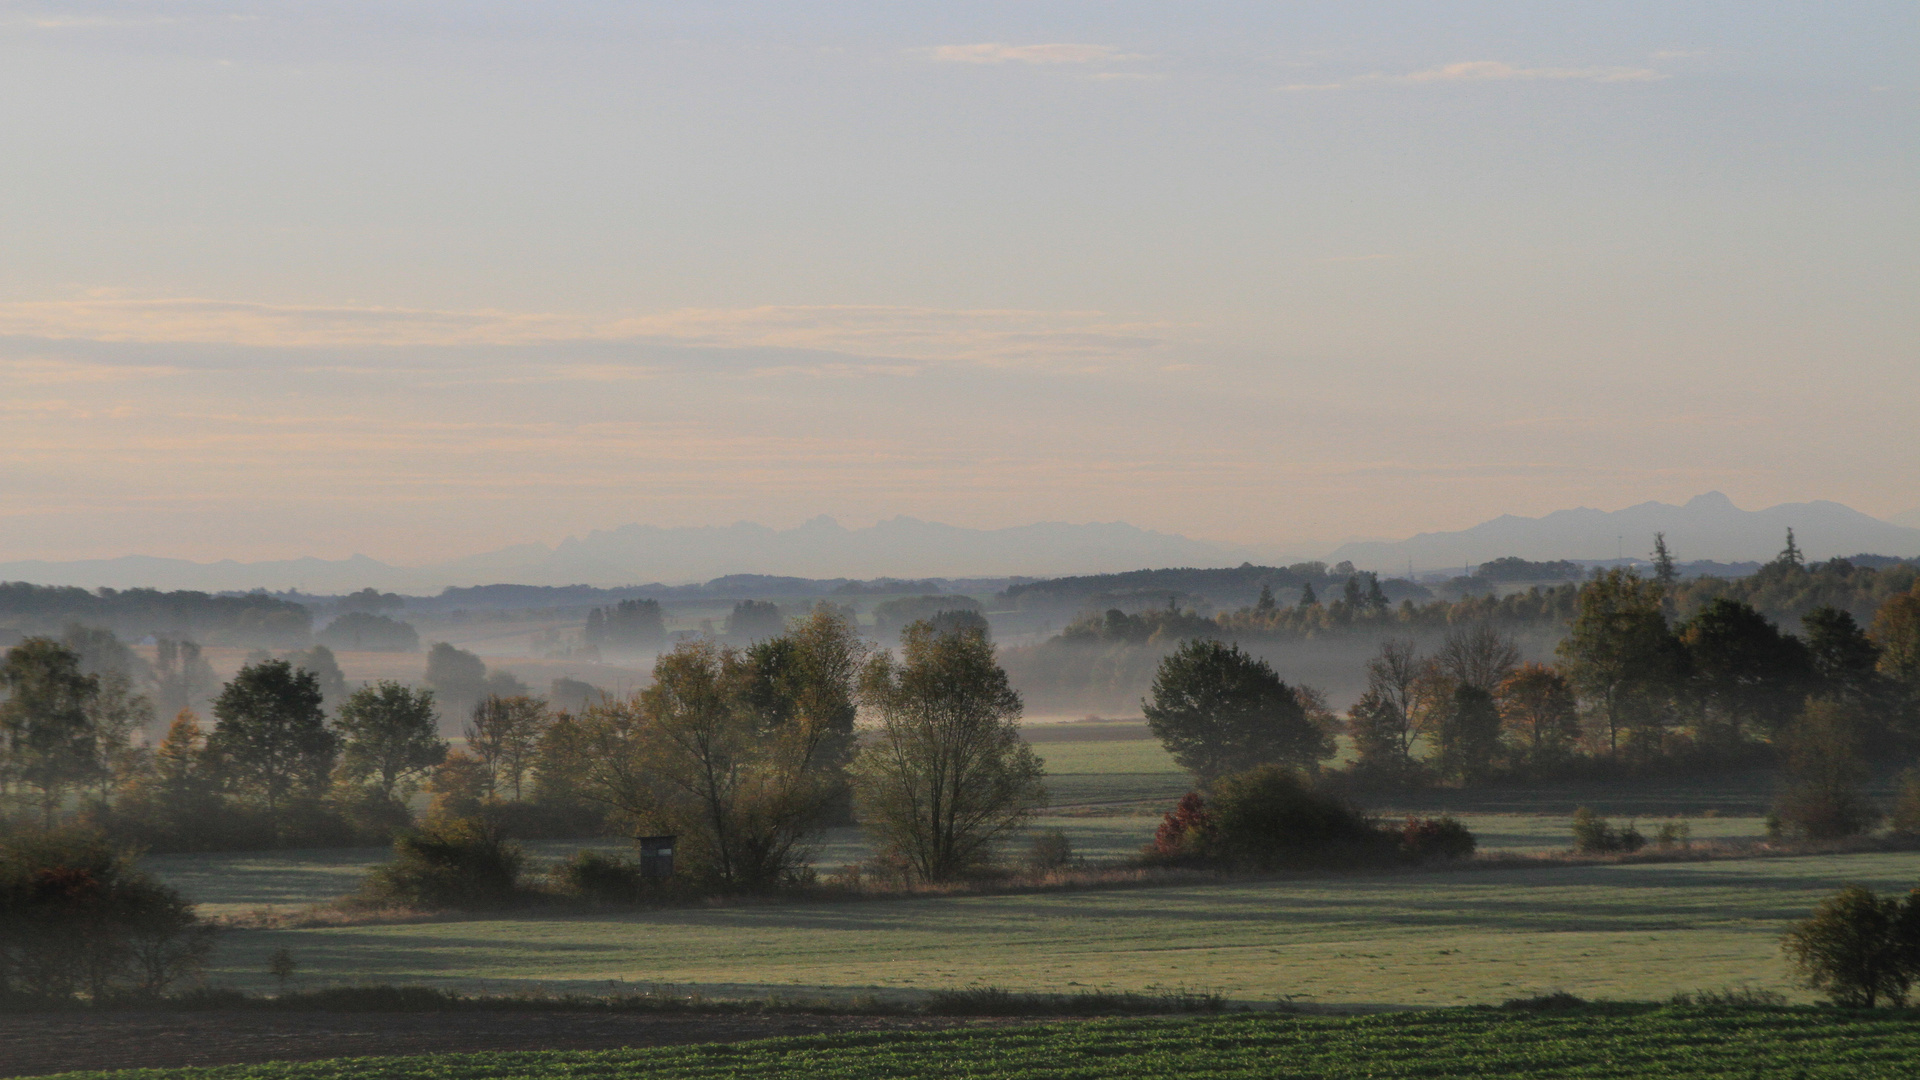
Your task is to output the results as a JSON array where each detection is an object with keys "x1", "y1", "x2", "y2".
[
  {"x1": 9, "y1": 14, "x2": 179, "y2": 30},
  {"x1": 1320, "y1": 253, "x2": 1404, "y2": 264},
  {"x1": 0, "y1": 357, "x2": 183, "y2": 384},
  {"x1": 1286, "y1": 60, "x2": 1666, "y2": 93},
  {"x1": 920, "y1": 43, "x2": 1141, "y2": 66},
  {"x1": 1399, "y1": 61, "x2": 1665, "y2": 84},
  {"x1": 0, "y1": 298, "x2": 1178, "y2": 370}
]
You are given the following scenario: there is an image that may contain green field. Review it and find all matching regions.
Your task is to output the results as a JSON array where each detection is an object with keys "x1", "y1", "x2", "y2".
[
  {"x1": 38, "y1": 1008, "x2": 1920, "y2": 1080},
  {"x1": 189, "y1": 851, "x2": 1920, "y2": 1005},
  {"x1": 146, "y1": 812, "x2": 1779, "y2": 920},
  {"x1": 145, "y1": 725, "x2": 1779, "y2": 921},
  {"x1": 1027, "y1": 738, "x2": 1180, "y2": 776},
  {"x1": 139, "y1": 727, "x2": 1859, "y2": 1011}
]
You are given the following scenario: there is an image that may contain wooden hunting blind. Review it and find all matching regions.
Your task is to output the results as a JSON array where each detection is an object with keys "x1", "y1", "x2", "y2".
[{"x1": 638, "y1": 835, "x2": 676, "y2": 879}]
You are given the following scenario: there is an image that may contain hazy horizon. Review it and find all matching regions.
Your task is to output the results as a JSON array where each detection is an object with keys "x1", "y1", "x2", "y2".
[
  {"x1": 4, "y1": 2, "x2": 1914, "y2": 565},
  {"x1": 3, "y1": 491, "x2": 1916, "y2": 595}
]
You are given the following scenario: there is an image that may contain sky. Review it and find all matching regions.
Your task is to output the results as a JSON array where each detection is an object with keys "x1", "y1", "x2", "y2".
[{"x1": 1, "y1": 1, "x2": 1915, "y2": 565}]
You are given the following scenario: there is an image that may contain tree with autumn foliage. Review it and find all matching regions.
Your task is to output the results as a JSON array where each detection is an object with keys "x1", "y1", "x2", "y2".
[{"x1": 1495, "y1": 663, "x2": 1582, "y2": 766}]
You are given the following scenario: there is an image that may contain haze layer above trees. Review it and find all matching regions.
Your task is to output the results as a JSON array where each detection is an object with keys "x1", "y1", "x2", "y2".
[{"x1": 4, "y1": 494, "x2": 1916, "y2": 593}]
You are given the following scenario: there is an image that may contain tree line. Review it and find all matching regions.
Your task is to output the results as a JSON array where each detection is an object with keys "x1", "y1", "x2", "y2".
[
  {"x1": 0, "y1": 606, "x2": 1050, "y2": 891},
  {"x1": 1132, "y1": 545, "x2": 1920, "y2": 839},
  {"x1": 0, "y1": 582, "x2": 311, "y2": 648},
  {"x1": 1050, "y1": 550, "x2": 1912, "y2": 651}
]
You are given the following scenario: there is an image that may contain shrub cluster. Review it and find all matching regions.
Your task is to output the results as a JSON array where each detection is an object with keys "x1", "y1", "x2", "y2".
[
  {"x1": 1782, "y1": 884, "x2": 1920, "y2": 1007},
  {"x1": 1570, "y1": 807, "x2": 1646, "y2": 854},
  {"x1": 1148, "y1": 766, "x2": 1475, "y2": 871},
  {"x1": 359, "y1": 817, "x2": 527, "y2": 910},
  {"x1": 1397, "y1": 816, "x2": 1477, "y2": 861},
  {"x1": 0, "y1": 830, "x2": 213, "y2": 1002},
  {"x1": 548, "y1": 850, "x2": 645, "y2": 903}
]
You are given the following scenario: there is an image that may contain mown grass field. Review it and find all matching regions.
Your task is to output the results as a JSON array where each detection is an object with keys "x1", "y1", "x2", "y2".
[
  {"x1": 146, "y1": 811, "x2": 1780, "y2": 919},
  {"x1": 191, "y1": 851, "x2": 1920, "y2": 1005},
  {"x1": 141, "y1": 722, "x2": 1871, "y2": 1011},
  {"x1": 145, "y1": 721, "x2": 1779, "y2": 919},
  {"x1": 36, "y1": 1008, "x2": 1920, "y2": 1080}
]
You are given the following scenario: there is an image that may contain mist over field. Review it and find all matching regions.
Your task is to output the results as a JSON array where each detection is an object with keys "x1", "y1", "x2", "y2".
[{"x1": 4, "y1": 4, "x2": 1920, "y2": 1072}]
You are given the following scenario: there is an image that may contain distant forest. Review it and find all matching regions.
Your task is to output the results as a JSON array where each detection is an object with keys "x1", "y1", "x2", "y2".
[
  {"x1": 1003, "y1": 547, "x2": 1920, "y2": 713},
  {"x1": 0, "y1": 583, "x2": 310, "y2": 647}
]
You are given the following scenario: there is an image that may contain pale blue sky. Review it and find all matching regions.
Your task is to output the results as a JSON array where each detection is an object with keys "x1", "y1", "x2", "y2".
[{"x1": 1, "y1": 2, "x2": 1914, "y2": 563}]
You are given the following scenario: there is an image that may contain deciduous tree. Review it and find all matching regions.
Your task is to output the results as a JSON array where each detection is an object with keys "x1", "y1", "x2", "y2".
[
  {"x1": 1347, "y1": 639, "x2": 1422, "y2": 772},
  {"x1": 1679, "y1": 598, "x2": 1812, "y2": 744},
  {"x1": 584, "y1": 614, "x2": 866, "y2": 890},
  {"x1": 464, "y1": 695, "x2": 548, "y2": 801},
  {"x1": 1556, "y1": 569, "x2": 1686, "y2": 757},
  {"x1": 1143, "y1": 640, "x2": 1335, "y2": 783},
  {"x1": 335, "y1": 682, "x2": 448, "y2": 801},
  {"x1": 0, "y1": 639, "x2": 102, "y2": 826},
  {"x1": 208, "y1": 660, "x2": 337, "y2": 826},
  {"x1": 853, "y1": 621, "x2": 1045, "y2": 883},
  {"x1": 1495, "y1": 662, "x2": 1582, "y2": 765},
  {"x1": 1433, "y1": 684, "x2": 1504, "y2": 783},
  {"x1": 1437, "y1": 623, "x2": 1520, "y2": 692},
  {"x1": 1871, "y1": 584, "x2": 1920, "y2": 689},
  {"x1": 1773, "y1": 697, "x2": 1879, "y2": 840}
]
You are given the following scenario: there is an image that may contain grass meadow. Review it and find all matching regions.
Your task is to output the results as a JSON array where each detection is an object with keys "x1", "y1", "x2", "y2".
[
  {"x1": 137, "y1": 721, "x2": 1900, "y2": 1011},
  {"x1": 183, "y1": 851, "x2": 1920, "y2": 1006}
]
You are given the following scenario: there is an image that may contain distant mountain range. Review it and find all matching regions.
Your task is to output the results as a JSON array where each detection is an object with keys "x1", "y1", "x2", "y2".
[
  {"x1": 3, "y1": 495, "x2": 1914, "y2": 594},
  {"x1": 0, "y1": 518, "x2": 1268, "y2": 593},
  {"x1": 1328, "y1": 492, "x2": 1920, "y2": 573}
]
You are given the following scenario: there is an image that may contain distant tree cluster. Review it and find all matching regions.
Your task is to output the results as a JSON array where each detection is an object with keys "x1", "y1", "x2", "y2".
[
  {"x1": 316, "y1": 612, "x2": 420, "y2": 652},
  {"x1": 1122, "y1": 535, "x2": 1920, "y2": 844},
  {"x1": 871, "y1": 594, "x2": 986, "y2": 642},
  {"x1": 1001, "y1": 561, "x2": 1424, "y2": 611},
  {"x1": 1471, "y1": 557, "x2": 1584, "y2": 583},
  {"x1": 583, "y1": 599, "x2": 666, "y2": 653},
  {"x1": 1026, "y1": 547, "x2": 1914, "y2": 663},
  {"x1": 0, "y1": 582, "x2": 311, "y2": 648},
  {"x1": 0, "y1": 629, "x2": 618, "y2": 852}
]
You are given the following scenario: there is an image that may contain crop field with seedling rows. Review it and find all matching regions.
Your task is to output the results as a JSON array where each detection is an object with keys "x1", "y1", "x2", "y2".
[{"x1": 36, "y1": 1008, "x2": 1920, "y2": 1080}]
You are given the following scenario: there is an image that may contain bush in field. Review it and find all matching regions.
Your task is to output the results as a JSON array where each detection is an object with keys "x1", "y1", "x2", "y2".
[
  {"x1": 361, "y1": 816, "x2": 525, "y2": 909},
  {"x1": 1771, "y1": 697, "x2": 1881, "y2": 841},
  {"x1": 1398, "y1": 816, "x2": 1476, "y2": 861},
  {"x1": 1025, "y1": 829, "x2": 1074, "y2": 871},
  {"x1": 1887, "y1": 769, "x2": 1920, "y2": 839},
  {"x1": 1781, "y1": 884, "x2": 1920, "y2": 1007},
  {"x1": 0, "y1": 829, "x2": 214, "y2": 1001},
  {"x1": 1152, "y1": 766, "x2": 1393, "y2": 871},
  {"x1": 1149, "y1": 792, "x2": 1216, "y2": 862},
  {"x1": 550, "y1": 850, "x2": 643, "y2": 903},
  {"x1": 1654, "y1": 821, "x2": 1692, "y2": 849},
  {"x1": 1570, "y1": 807, "x2": 1645, "y2": 854}
]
